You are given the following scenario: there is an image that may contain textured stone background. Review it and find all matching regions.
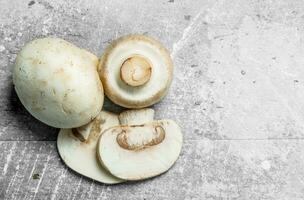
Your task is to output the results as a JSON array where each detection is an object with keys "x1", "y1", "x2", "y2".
[{"x1": 1, "y1": 0, "x2": 304, "y2": 199}]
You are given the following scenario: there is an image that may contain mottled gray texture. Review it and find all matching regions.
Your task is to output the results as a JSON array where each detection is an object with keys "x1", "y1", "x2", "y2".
[
  {"x1": 1, "y1": 0, "x2": 304, "y2": 199},
  {"x1": 1, "y1": 140, "x2": 304, "y2": 200}
]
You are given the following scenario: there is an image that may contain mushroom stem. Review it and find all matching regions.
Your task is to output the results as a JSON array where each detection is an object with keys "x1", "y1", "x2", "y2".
[
  {"x1": 120, "y1": 55, "x2": 152, "y2": 87},
  {"x1": 116, "y1": 123, "x2": 165, "y2": 151},
  {"x1": 118, "y1": 108, "x2": 154, "y2": 125}
]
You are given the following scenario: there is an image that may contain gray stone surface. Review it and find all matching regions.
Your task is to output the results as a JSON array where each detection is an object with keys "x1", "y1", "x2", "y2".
[
  {"x1": 1, "y1": 140, "x2": 304, "y2": 200},
  {"x1": 1, "y1": 0, "x2": 304, "y2": 199}
]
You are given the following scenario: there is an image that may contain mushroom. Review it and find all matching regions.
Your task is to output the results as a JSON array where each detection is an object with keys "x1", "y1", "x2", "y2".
[
  {"x1": 98, "y1": 35, "x2": 173, "y2": 108},
  {"x1": 13, "y1": 37, "x2": 104, "y2": 128},
  {"x1": 97, "y1": 109, "x2": 183, "y2": 180},
  {"x1": 57, "y1": 111, "x2": 124, "y2": 184},
  {"x1": 73, "y1": 119, "x2": 96, "y2": 142},
  {"x1": 118, "y1": 108, "x2": 155, "y2": 125}
]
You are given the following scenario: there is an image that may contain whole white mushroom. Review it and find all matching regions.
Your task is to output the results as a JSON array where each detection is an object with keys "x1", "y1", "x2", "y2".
[
  {"x1": 97, "y1": 109, "x2": 183, "y2": 181},
  {"x1": 13, "y1": 37, "x2": 104, "y2": 128}
]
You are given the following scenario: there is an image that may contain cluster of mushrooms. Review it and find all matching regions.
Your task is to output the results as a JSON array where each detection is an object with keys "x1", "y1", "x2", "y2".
[{"x1": 13, "y1": 35, "x2": 183, "y2": 184}]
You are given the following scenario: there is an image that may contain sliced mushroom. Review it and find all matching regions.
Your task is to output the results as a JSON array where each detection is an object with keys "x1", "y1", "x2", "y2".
[
  {"x1": 97, "y1": 109, "x2": 183, "y2": 181},
  {"x1": 57, "y1": 111, "x2": 123, "y2": 184},
  {"x1": 72, "y1": 114, "x2": 103, "y2": 142},
  {"x1": 72, "y1": 122, "x2": 93, "y2": 142},
  {"x1": 118, "y1": 108, "x2": 155, "y2": 125},
  {"x1": 13, "y1": 37, "x2": 104, "y2": 128},
  {"x1": 98, "y1": 34, "x2": 173, "y2": 108}
]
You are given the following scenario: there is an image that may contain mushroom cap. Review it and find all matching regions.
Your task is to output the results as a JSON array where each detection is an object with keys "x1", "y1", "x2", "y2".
[
  {"x1": 57, "y1": 111, "x2": 123, "y2": 184},
  {"x1": 13, "y1": 37, "x2": 104, "y2": 128},
  {"x1": 98, "y1": 35, "x2": 173, "y2": 108},
  {"x1": 97, "y1": 120, "x2": 183, "y2": 180}
]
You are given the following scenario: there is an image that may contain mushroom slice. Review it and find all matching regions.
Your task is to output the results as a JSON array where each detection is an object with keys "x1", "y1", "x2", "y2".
[
  {"x1": 72, "y1": 118, "x2": 97, "y2": 142},
  {"x1": 97, "y1": 120, "x2": 183, "y2": 180},
  {"x1": 57, "y1": 111, "x2": 123, "y2": 184},
  {"x1": 72, "y1": 124, "x2": 92, "y2": 142},
  {"x1": 13, "y1": 37, "x2": 104, "y2": 128},
  {"x1": 98, "y1": 34, "x2": 173, "y2": 108}
]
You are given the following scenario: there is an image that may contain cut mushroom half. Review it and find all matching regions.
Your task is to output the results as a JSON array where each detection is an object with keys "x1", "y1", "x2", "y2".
[
  {"x1": 97, "y1": 109, "x2": 183, "y2": 181},
  {"x1": 98, "y1": 34, "x2": 173, "y2": 108},
  {"x1": 57, "y1": 111, "x2": 124, "y2": 184}
]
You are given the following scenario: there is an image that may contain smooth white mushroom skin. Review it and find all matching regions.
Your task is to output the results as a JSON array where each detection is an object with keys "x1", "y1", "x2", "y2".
[
  {"x1": 99, "y1": 34, "x2": 173, "y2": 108},
  {"x1": 13, "y1": 37, "x2": 104, "y2": 128},
  {"x1": 97, "y1": 119, "x2": 183, "y2": 181},
  {"x1": 57, "y1": 111, "x2": 123, "y2": 184}
]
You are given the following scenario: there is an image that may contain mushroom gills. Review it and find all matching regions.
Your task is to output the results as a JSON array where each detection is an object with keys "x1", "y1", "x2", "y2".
[
  {"x1": 98, "y1": 119, "x2": 183, "y2": 181},
  {"x1": 57, "y1": 111, "x2": 124, "y2": 184},
  {"x1": 116, "y1": 123, "x2": 165, "y2": 151},
  {"x1": 72, "y1": 112, "x2": 106, "y2": 142},
  {"x1": 98, "y1": 34, "x2": 173, "y2": 108}
]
